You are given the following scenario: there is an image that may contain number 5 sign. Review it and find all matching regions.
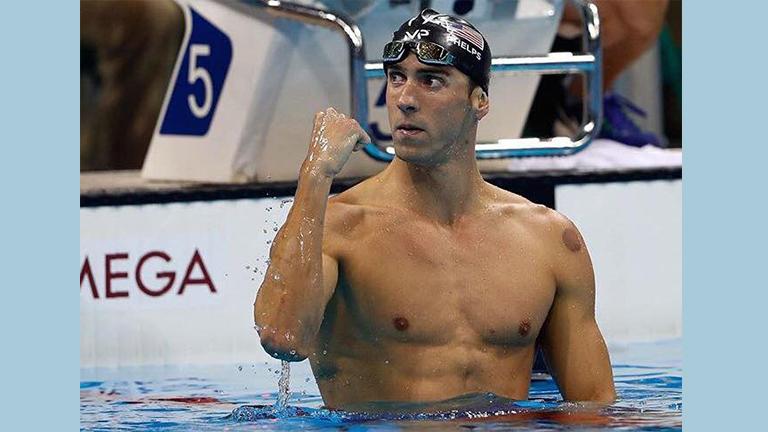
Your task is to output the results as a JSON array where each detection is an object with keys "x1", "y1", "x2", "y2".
[
  {"x1": 144, "y1": 0, "x2": 285, "y2": 183},
  {"x1": 160, "y1": 7, "x2": 232, "y2": 136},
  {"x1": 143, "y1": 0, "x2": 370, "y2": 183}
]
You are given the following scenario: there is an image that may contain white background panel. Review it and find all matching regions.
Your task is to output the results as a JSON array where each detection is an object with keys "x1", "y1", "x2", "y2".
[
  {"x1": 82, "y1": 179, "x2": 682, "y2": 367},
  {"x1": 555, "y1": 180, "x2": 682, "y2": 342}
]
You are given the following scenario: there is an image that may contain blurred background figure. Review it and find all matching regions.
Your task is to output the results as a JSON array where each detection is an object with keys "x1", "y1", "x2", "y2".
[
  {"x1": 80, "y1": 0, "x2": 183, "y2": 171},
  {"x1": 524, "y1": 0, "x2": 681, "y2": 148},
  {"x1": 79, "y1": 0, "x2": 682, "y2": 172}
]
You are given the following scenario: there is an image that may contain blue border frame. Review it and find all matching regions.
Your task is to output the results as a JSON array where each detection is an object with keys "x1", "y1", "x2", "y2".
[{"x1": 3, "y1": 1, "x2": 78, "y2": 429}]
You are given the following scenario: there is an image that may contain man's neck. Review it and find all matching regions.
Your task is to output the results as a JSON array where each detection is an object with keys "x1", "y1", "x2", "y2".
[{"x1": 381, "y1": 151, "x2": 488, "y2": 226}]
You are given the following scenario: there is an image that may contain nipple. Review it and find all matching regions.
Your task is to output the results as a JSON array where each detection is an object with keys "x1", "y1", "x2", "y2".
[
  {"x1": 393, "y1": 316, "x2": 410, "y2": 331},
  {"x1": 518, "y1": 319, "x2": 531, "y2": 337}
]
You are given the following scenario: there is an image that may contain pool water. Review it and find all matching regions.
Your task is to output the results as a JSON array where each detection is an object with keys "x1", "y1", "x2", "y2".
[{"x1": 80, "y1": 339, "x2": 681, "y2": 431}]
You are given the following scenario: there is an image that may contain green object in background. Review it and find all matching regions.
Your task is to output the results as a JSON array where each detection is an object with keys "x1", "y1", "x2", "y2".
[{"x1": 659, "y1": 25, "x2": 682, "y2": 113}]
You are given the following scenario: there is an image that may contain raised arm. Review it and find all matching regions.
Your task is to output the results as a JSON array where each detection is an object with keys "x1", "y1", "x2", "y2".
[
  {"x1": 253, "y1": 108, "x2": 371, "y2": 362},
  {"x1": 539, "y1": 214, "x2": 616, "y2": 403}
]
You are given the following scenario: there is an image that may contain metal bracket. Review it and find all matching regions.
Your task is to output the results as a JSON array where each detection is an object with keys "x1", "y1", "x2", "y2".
[{"x1": 254, "y1": 0, "x2": 601, "y2": 161}]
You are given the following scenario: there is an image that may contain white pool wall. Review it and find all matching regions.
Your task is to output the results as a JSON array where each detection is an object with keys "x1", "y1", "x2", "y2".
[{"x1": 81, "y1": 179, "x2": 682, "y2": 368}]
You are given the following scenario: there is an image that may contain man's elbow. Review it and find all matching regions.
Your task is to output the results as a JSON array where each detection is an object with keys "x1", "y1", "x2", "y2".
[
  {"x1": 563, "y1": 384, "x2": 616, "y2": 405},
  {"x1": 583, "y1": 385, "x2": 616, "y2": 405},
  {"x1": 593, "y1": 388, "x2": 617, "y2": 404},
  {"x1": 258, "y1": 328, "x2": 310, "y2": 362},
  {"x1": 253, "y1": 291, "x2": 316, "y2": 362}
]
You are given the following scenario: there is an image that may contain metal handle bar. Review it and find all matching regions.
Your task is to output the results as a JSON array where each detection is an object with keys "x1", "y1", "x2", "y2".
[{"x1": 253, "y1": 0, "x2": 601, "y2": 160}]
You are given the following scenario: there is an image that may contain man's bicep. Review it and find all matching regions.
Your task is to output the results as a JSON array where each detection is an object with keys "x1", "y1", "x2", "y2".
[
  {"x1": 322, "y1": 253, "x2": 340, "y2": 301},
  {"x1": 540, "y1": 215, "x2": 615, "y2": 402},
  {"x1": 540, "y1": 303, "x2": 615, "y2": 403}
]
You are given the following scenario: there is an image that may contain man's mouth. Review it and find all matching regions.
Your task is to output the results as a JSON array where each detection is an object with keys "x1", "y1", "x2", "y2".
[{"x1": 395, "y1": 124, "x2": 425, "y2": 136}]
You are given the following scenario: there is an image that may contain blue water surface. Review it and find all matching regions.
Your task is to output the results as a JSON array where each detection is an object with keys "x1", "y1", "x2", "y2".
[{"x1": 80, "y1": 339, "x2": 681, "y2": 431}]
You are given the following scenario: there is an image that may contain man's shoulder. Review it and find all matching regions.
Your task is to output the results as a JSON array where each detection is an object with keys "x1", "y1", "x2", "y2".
[
  {"x1": 325, "y1": 176, "x2": 388, "y2": 235},
  {"x1": 486, "y1": 186, "x2": 591, "y2": 283},
  {"x1": 484, "y1": 184, "x2": 576, "y2": 240},
  {"x1": 485, "y1": 184, "x2": 556, "y2": 219},
  {"x1": 327, "y1": 176, "x2": 379, "y2": 213}
]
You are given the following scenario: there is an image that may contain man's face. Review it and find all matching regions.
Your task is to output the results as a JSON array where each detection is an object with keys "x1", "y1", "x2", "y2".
[{"x1": 386, "y1": 53, "x2": 478, "y2": 166}]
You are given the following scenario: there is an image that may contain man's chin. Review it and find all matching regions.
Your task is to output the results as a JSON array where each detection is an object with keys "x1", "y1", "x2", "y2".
[{"x1": 393, "y1": 143, "x2": 437, "y2": 166}]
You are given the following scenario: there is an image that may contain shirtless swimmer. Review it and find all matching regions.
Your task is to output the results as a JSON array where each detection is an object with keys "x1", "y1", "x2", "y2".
[{"x1": 254, "y1": 8, "x2": 616, "y2": 409}]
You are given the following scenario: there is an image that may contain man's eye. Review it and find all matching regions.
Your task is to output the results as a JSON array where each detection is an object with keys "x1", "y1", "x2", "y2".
[
  {"x1": 424, "y1": 76, "x2": 444, "y2": 88},
  {"x1": 388, "y1": 72, "x2": 405, "y2": 83}
]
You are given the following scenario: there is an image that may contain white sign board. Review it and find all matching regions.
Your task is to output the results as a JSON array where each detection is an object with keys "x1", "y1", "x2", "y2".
[
  {"x1": 81, "y1": 179, "x2": 681, "y2": 368},
  {"x1": 80, "y1": 198, "x2": 293, "y2": 367},
  {"x1": 142, "y1": 0, "x2": 563, "y2": 183}
]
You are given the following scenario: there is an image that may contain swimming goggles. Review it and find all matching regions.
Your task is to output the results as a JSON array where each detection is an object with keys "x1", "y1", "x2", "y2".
[{"x1": 382, "y1": 41, "x2": 456, "y2": 66}]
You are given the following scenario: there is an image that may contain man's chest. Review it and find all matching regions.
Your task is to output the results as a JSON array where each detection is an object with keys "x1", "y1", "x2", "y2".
[{"x1": 332, "y1": 219, "x2": 557, "y2": 347}]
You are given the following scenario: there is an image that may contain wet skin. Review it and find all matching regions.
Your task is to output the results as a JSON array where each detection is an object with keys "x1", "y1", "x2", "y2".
[
  {"x1": 255, "y1": 54, "x2": 615, "y2": 409},
  {"x1": 311, "y1": 179, "x2": 587, "y2": 407}
]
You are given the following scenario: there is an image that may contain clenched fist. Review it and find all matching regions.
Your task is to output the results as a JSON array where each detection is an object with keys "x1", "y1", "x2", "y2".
[{"x1": 303, "y1": 107, "x2": 372, "y2": 178}]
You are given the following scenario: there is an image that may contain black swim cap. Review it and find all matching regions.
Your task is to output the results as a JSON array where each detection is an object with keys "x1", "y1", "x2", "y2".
[{"x1": 383, "y1": 8, "x2": 492, "y2": 95}]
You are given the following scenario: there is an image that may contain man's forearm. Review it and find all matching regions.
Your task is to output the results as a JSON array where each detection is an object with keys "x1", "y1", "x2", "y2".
[
  {"x1": 253, "y1": 107, "x2": 370, "y2": 360},
  {"x1": 254, "y1": 163, "x2": 333, "y2": 360}
]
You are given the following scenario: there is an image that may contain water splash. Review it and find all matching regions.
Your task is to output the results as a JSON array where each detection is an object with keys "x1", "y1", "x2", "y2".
[{"x1": 275, "y1": 360, "x2": 291, "y2": 411}]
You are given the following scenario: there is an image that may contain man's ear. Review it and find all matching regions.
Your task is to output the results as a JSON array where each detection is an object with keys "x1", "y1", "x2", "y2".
[{"x1": 472, "y1": 87, "x2": 490, "y2": 121}]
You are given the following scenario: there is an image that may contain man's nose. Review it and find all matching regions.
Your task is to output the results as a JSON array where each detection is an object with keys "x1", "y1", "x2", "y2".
[{"x1": 396, "y1": 82, "x2": 419, "y2": 114}]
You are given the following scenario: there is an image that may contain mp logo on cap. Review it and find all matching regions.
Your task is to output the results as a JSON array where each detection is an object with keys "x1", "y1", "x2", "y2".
[{"x1": 404, "y1": 29, "x2": 430, "y2": 40}]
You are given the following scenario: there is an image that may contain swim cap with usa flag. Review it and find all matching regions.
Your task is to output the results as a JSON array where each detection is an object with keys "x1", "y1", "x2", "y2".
[{"x1": 385, "y1": 8, "x2": 492, "y2": 95}]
